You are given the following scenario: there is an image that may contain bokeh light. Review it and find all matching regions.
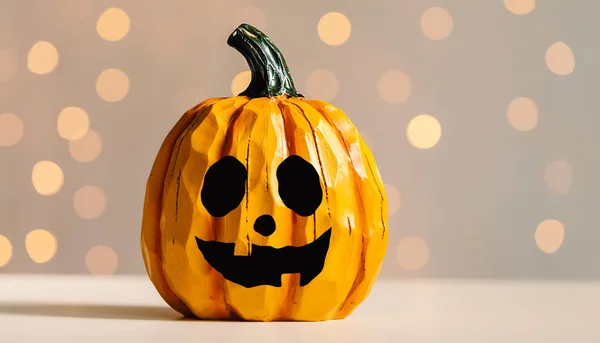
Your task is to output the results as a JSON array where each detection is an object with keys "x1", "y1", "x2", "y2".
[
  {"x1": 28, "y1": 41, "x2": 59, "y2": 75},
  {"x1": 0, "y1": 49, "x2": 17, "y2": 82},
  {"x1": 26, "y1": 229, "x2": 57, "y2": 263},
  {"x1": 420, "y1": 7, "x2": 453, "y2": 41},
  {"x1": 397, "y1": 236, "x2": 430, "y2": 270},
  {"x1": 378, "y1": 70, "x2": 412, "y2": 104},
  {"x1": 0, "y1": 235, "x2": 12, "y2": 268},
  {"x1": 86, "y1": 245, "x2": 118, "y2": 275},
  {"x1": 385, "y1": 184, "x2": 401, "y2": 216},
  {"x1": 57, "y1": 106, "x2": 89, "y2": 141},
  {"x1": 96, "y1": 68, "x2": 130, "y2": 102},
  {"x1": 535, "y1": 219, "x2": 564, "y2": 254},
  {"x1": 305, "y1": 69, "x2": 339, "y2": 102},
  {"x1": 69, "y1": 129, "x2": 103, "y2": 162},
  {"x1": 31, "y1": 160, "x2": 64, "y2": 196},
  {"x1": 74, "y1": 186, "x2": 106, "y2": 219},
  {"x1": 544, "y1": 160, "x2": 573, "y2": 195},
  {"x1": 96, "y1": 8, "x2": 130, "y2": 42},
  {"x1": 406, "y1": 114, "x2": 442, "y2": 149},
  {"x1": 546, "y1": 42, "x2": 574, "y2": 75},
  {"x1": 0, "y1": 113, "x2": 24, "y2": 146},
  {"x1": 317, "y1": 12, "x2": 351, "y2": 46},
  {"x1": 231, "y1": 71, "x2": 251, "y2": 96},
  {"x1": 507, "y1": 97, "x2": 538, "y2": 131},
  {"x1": 504, "y1": 0, "x2": 535, "y2": 15}
]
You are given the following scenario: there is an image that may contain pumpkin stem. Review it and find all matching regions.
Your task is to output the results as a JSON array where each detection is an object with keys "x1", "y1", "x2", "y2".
[{"x1": 228, "y1": 23, "x2": 302, "y2": 98}]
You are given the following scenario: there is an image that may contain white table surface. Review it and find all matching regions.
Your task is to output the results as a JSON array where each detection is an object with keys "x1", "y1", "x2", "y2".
[{"x1": 0, "y1": 275, "x2": 598, "y2": 342}]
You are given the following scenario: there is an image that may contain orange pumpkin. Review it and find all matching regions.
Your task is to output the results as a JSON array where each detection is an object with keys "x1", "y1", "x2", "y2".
[{"x1": 141, "y1": 23, "x2": 388, "y2": 321}]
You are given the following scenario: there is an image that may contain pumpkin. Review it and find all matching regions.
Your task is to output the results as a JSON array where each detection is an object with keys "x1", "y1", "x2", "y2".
[{"x1": 141, "y1": 23, "x2": 388, "y2": 321}]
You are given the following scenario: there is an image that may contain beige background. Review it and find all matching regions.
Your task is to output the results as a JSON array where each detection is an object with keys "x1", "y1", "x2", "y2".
[{"x1": 0, "y1": 0, "x2": 593, "y2": 279}]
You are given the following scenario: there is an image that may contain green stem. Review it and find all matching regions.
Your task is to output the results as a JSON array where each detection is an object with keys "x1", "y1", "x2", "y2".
[{"x1": 227, "y1": 23, "x2": 302, "y2": 98}]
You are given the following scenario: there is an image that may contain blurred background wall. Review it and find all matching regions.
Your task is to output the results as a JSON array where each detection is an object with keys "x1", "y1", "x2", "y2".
[{"x1": 0, "y1": 0, "x2": 595, "y2": 279}]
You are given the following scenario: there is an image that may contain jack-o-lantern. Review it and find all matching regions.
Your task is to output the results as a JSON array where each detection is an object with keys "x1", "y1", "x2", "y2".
[{"x1": 141, "y1": 23, "x2": 388, "y2": 321}]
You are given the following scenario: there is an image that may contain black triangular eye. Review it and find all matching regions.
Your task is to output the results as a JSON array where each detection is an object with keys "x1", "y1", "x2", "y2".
[
  {"x1": 201, "y1": 156, "x2": 247, "y2": 217},
  {"x1": 276, "y1": 155, "x2": 323, "y2": 216}
]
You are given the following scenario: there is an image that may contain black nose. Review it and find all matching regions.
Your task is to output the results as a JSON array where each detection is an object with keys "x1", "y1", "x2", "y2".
[{"x1": 254, "y1": 214, "x2": 276, "y2": 236}]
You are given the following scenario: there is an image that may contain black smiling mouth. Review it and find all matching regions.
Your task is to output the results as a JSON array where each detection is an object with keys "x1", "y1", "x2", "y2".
[{"x1": 195, "y1": 228, "x2": 332, "y2": 288}]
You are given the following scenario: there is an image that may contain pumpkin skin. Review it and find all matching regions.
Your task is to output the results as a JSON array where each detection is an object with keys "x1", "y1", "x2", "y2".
[{"x1": 141, "y1": 24, "x2": 388, "y2": 321}]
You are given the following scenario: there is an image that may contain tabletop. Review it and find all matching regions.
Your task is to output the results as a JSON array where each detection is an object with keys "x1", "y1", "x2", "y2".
[{"x1": 0, "y1": 275, "x2": 598, "y2": 342}]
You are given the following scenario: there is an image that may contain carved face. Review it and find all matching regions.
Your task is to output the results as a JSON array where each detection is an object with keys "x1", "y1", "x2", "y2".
[{"x1": 197, "y1": 154, "x2": 330, "y2": 288}]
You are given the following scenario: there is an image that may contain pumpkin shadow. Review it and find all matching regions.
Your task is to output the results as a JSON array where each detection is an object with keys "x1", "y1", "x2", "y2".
[
  {"x1": 0, "y1": 302, "x2": 338, "y2": 322},
  {"x1": 0, "y1": 302, "x2": 196, "y2": 321}
]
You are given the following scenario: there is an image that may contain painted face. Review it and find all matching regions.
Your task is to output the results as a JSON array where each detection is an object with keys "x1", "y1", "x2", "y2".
[{"x1": 196, "y1": 154, "x2": 331, "y2": 288}]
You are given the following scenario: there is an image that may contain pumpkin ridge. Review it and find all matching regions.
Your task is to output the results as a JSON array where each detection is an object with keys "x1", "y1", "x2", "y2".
[
  {"x1": 276, "y1": 101, "x2": 292, "y2": 153},
  {"x1": 168, "y1": 102, "x2": 220, "y2": 225},
  {"x1": 244, "y1": 110, "x2": 253, "y2": 225},
  {"x1": 364, "y1": 156, "x2": 386, "y2": 239},
  {"x1": 340, "y1": 234, "x2": 366, "y2": 313},
  {"x1": 175, "y1": 170, "x2": 181, "y2": 223},
  {"x1": 141, "y1": 107, "x2": 201, "y2": 317},
  {"x1": 298, "y1": 99, "x2": 370, "y2": 316},
  {"x1": 335, "y1": 146, "x2": 387, "y2": 317},
  {"x1": 167, "y1": 102, "x2": 216, "y2": 182},
  {"x1": 159, "y1": 99, "x2": 224, "y2": 317},
  {"x1": 347, "y1": 217, "x2": 352, "y2": 236},
  {"x1": 265, "y1": 164, "x2": 269, "y2": 192},
  {"x1": 216, "y1": 100, "x2": 249, "y2": 319},
  {"x1": 153, "y1": 98, "x2": 223, "y2": 315},
  {"x1": 277, "y1": 101, "x2": 300, "y2": 318},
  {"x1": 220, "y1": 99, "x2": 248, "y2": 156}
]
